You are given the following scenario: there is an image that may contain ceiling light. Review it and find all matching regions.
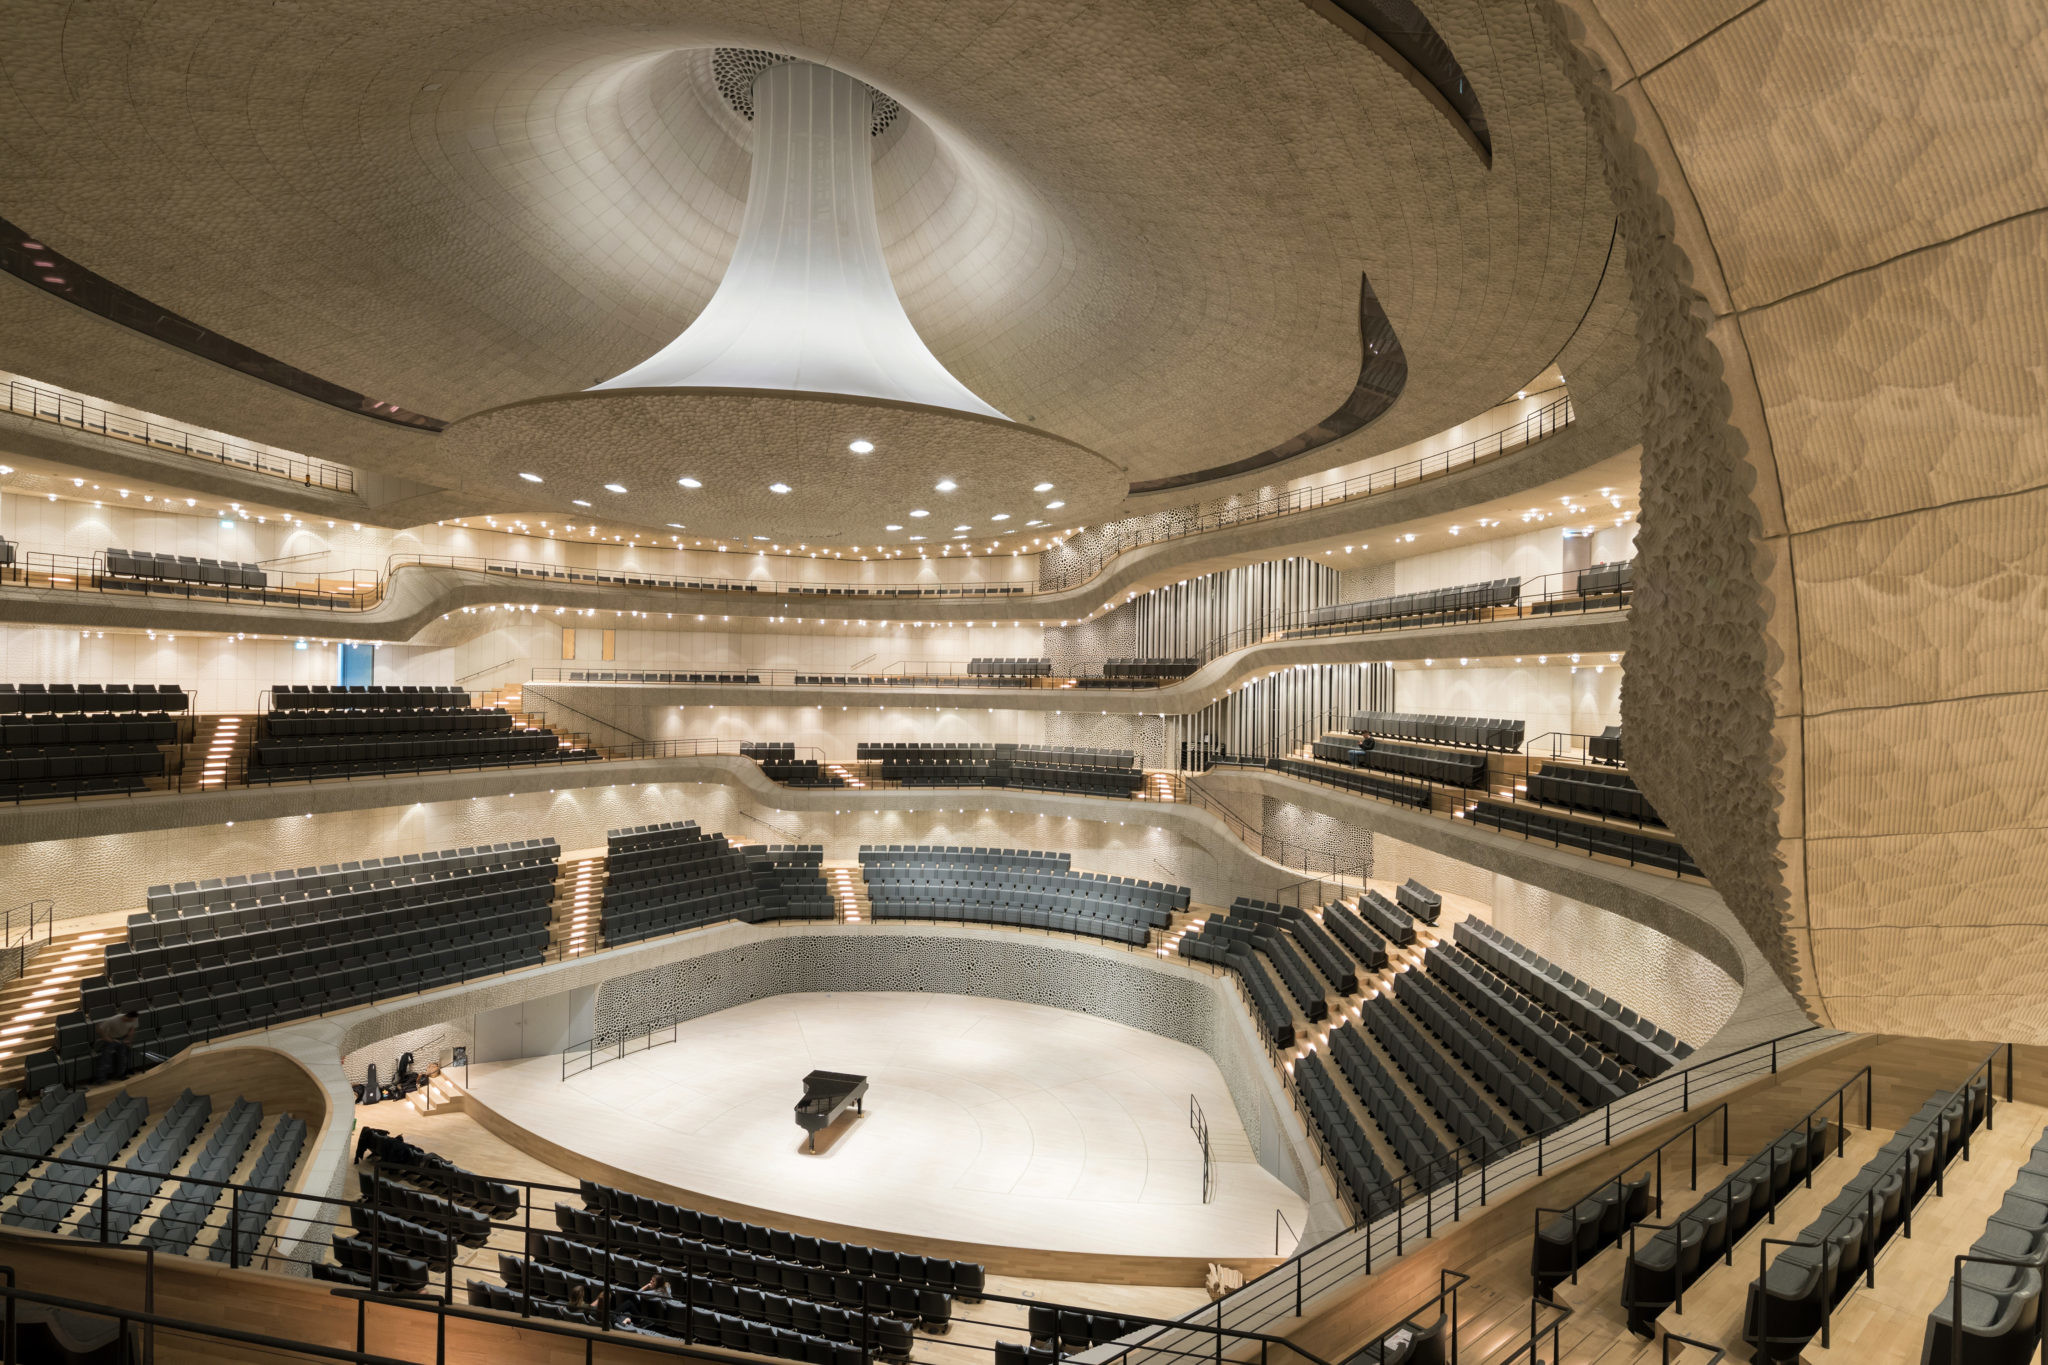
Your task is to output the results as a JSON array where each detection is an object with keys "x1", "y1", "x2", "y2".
[
  {"x1": 910, "y1": 509, "x2": 928, "y2": 518},
  {"x1": 935, "y1": 478, "x2": 957, "y2": 492},
  {"x1": 909, "y1": 535, "x2": 925, "y2": 542},
  {"x1": 572, "y1": 499, "x2": 591, "y2": 507},
  {"x1": 885, "y1": 524, "x2": 903, "y2": 531},
  {"x1": 848, "y1": 439, "x2": 874, "y2": 454},
  {"x1": 1034, "y1": 482, "x2": 1054, "y2": 492},
  {"x1": 953, "y1": 524, "x2": 970, "y2": 531},
  {"x1": 991, "y1": 513, "x2": 1010, "y2": 522},
  {"x1": 519, "y1": 472, "x2": 543, "y2": 483},
  {"x1": 769, "y1": 482, "x2": 792, "y2": 494},
  {"x1": 1045, "y1": 500, "x2": 1065, "y2": 509},
  {"x1": 604, "y1": 483, "x2": 627, "y2": 493},
  {"x1": 678, "y1": 477, "x2": 703, "y2": 489}
]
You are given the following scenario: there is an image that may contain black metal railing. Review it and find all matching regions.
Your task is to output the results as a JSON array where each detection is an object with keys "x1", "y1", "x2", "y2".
[
  {"x1": 562, "y1": 1013, "x2": 681, "y2": 1081},
  {"x1": 1, "y1": 900, "x2": 53, "y2": 979},
  {"x1": 3, "y1": 375, "x2": 359, "y2": 493},
  {"x1": 1529, "y1": 1101, "x2": 1730, "y2": 1290}
]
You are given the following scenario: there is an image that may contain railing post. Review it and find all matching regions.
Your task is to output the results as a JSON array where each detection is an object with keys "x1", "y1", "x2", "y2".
[{"x1": 98, "y1": 1167, "x2": 109, "y2": 1242}]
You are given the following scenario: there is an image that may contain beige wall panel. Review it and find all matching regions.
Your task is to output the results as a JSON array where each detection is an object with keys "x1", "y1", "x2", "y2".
[
  {"x1": 1795, "y1": 486, "x2": 2048, "y2": 713},
  {"x1": 1805, "y1": 691, "x2": 2048, "y2": 840},
  {"x1": 1807, "y1": 827, "x2": 2048, "y2": 931},
  {"x1": 1809, "y1": 924, "x2": 2048, "y2": 1000},
  {"x1": 1646, "y1": 0, "x2": 2048, "y2": 309},
  {"x1": 1744, "y1": 213, "x2": 2048, "y2": 532},
  {"x1": 1591, "y1": 0, "x2": 1755, "y2": 75}
]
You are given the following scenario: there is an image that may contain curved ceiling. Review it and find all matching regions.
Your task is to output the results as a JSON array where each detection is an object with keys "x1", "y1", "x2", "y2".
[{"x1": 0, "y1": 0, "x2": 1614, "y2": 537}]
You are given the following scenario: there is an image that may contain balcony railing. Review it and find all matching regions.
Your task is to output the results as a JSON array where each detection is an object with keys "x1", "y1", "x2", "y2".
[{"x1": 4, "y1": 376, "x2": 359, "y2": 492}]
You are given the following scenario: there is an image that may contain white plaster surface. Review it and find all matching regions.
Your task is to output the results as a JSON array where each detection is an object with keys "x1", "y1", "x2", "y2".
[{"x1": 466, "y1": 990, "x2": 1304, "y2": 1258}]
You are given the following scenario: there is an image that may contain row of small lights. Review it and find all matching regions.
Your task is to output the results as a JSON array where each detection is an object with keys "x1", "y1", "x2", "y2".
[{"x1": 511, "y1": 438, "x2": 1069, "y2": 555}]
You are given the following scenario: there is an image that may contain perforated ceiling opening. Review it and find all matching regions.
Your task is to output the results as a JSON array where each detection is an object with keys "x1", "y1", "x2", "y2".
[{"x1": 713, "y1": 48, "x2": 901, "y2": 136}]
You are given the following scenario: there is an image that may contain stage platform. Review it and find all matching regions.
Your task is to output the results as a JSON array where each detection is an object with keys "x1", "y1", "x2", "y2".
[{"x1": 464, "y1": 992, "x2": 1307, "y2": 1280}]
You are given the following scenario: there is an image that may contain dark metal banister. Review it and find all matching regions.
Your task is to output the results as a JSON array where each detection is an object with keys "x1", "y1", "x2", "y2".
[
  {"x1": 1661, "y1": 1333, "x2": 1724, "y2": 1365},
  {"x1": 1530, "y1": 1100, "x2": 1731, "y2": 1289},
  {"x1": 1752, "y1": 1043, "x2": 2007, "y2": 1357},
  {"x1": 1207, "y1": 1026, "x2": 1844, "y2": 1334}
]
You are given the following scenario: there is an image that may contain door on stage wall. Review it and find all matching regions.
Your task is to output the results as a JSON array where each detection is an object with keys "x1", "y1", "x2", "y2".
[{"x1": 338, "y1": 642, "x2": 374, "y2": 686}]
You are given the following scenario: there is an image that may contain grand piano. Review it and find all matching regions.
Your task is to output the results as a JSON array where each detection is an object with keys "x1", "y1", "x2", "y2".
[{"x1": 795, "y1": 1069, "x2": 868, "y2": 1151}]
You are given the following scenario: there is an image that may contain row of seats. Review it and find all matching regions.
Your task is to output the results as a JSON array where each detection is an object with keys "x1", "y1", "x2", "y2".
[
  {"x1": 0, "y1": 1088, "x2": 86, "y2": 1196},
  {"x1": 1454, "y1": 919, "x2": 1691, "y2": 1073},
  {"x1": 2, "y1": 1092, "x2": 147, "y2": 1232},
  {"x1": 1320, "y1": 902, "x2": 1390, "y2": 973},
  {"x1": 1464, "y1": 800, "x2": 1702, "y2": 877},
  {"x1": 1744, "y1": 1084, "x2": 1985, "y2": 1360},
  {"x1": 1528, "y1": 763, "x2": 1662, "y2": 825},
  {"x1": 468, "y1": 1270, "x2": 908, "y2": 1362},
  {"x1": 1423, "y1": 945, "x2": 1632, "y2": 1108},
  {"x1": 1620, "y1": 1114, "x2": 1838, "y2": 1332},
  {"x1": 358, "y1": 1172, "x2": 491, "y2": 1246},
  {"x1": 1294, "y1": 577, "x2": 1523, "y2": 632},
  {"x1": 1179, "y1": 938, "x2": 1294, "y2": 1049},
  {"x1": 966, "y1": 657, "x2": 1052, "y2": 676},
  {"x1": 1184, "y1": 916, "x2": 1327, "y2": 1020},
  {"x1": 261, "y1": 706, "x2": 514, "y2": 738},
  {"x1": 0, "y1": 713, "x2": 183, "y2": 746},
  {"x1": 1313, "y1": 735, "x2": 1487, "y2": 788},
  {"x1": 272, "y1": 685, "x2": 468, "y2": 710},
  {"x1": 211, "y1": 1115, "x2": 307, "y2": 1267},
  {"x1": 858, "y1": 742, "x2": 1144, "y2": 797},
  {"x1": 534, "y1": 1228, "x2": 943, "y2": 1340},
  {"x1": 601, "y1": 824, "x2": 833, "y2": 945},
  {"x1": 566, "y1": 670, "x2": 763, "y2": 684},
  {"x1": 1327, "y1": 1020, "x2": 1458, "y2": 1188},
  {"x1": 578, "y1": 1182, "x2": 985, "y2": 1298},
  {"x1": 357, "y1": 1129, "x2": 519, "y2": 1218},
  {"x1": 0, "y1": 684, "x2": 188, "y2": 713},
  {"x1": 1357, "y1": 891, "x2": 1416, "y2": 947},
  {"x1": 0, "y1": 742, "x2": 165, "y2": 801},
  {"x1": 143, "y1": 840, "x2": 558, "y2": 918},
  {"x1": 867, "y1": 900, "x2": 1149, "y2": 946},
  {"x1": 1386, "y1": 976, "x2": 1572, "y2": 1139},
  {"x1": 1100, "y1": 658, "x2": 1199, "y2": 680},
  {"x1": 1270, "y1": 756, "x2": 1434, "y2": 809},
  {"x1": 1359, "y1": 995, "x2": 1518, "y2": 1171},
  {"x1": 858, "y1": 845, "x2": 1070, "y2": 871},
  {"x1": 1921, "y1": 1123, "x2": 2048, "y2": 1365},
  {"x1": 105, "y1": 548, "x2": 266, "y2": 590},
  {"x1": 1225, "y1": 900, "x2": 1359, "y2": 995},
  {"x1": 1349, "y1": 712, "x2": 1527, "y2": 753},
  {"x1": 855, "y1": 743, "x2": 1134, "y2": 770},
  {"x1": 73, "y1": 1090, "x2": 211, "y2": 1243},
  {"x1": 1294, "y1": 1052, "x2": 1397, "y2": 1221},
  {"x1": 247, "y1": 730, "x2": 595, "y2": 783},
  {"x1": 482, "y1": 559, "x2": 1026, "y2": 599},
  {"x1": 140, "y1": 1098, "x2": 264, "y2": 1255},
  {"x1": 1398, "y1": 879, "x2": 1443, "y2": 923},
  {"x1": 1531, "y1": 1169, "x2": 1655, "y2": 1298}
]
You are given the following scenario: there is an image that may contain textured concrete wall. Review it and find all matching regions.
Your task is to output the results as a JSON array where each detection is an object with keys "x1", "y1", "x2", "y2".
[{"x1": 1547, "y1": 0, "x2": 2048, "y2": 1037}]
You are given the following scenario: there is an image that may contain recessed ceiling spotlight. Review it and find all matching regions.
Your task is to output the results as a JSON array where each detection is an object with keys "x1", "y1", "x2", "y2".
[
  {"x1": 909, "y1": 509, "x2": 929, "y2": 518},
  {"x1": 935, "y1": 478, "x2": 957, "y2": 492},
  {"x1": 604, "y1": 483, "x2": 627, "y2": 493},
  {"x1": 678, "y1": 477, "x2": 703, "y2": 489},
  {"x1": 848, "y1": 439, "x2": 874, "y2": 454},
  {"x1": 1045, "y1": 500, "x2": 1065, "y2": 509},
  {"x1": 885, "y1": 524, "x2": 903, "y2": 531},
  {"x1": 909, "y1": 535, "x2": 926, "y2": 541},
  {"x1": 991, "y1": 513, "x2": 1010, "y2": 521},
  {"x1": 572, "y1": 499, "x2": 592, "y2": 507},
  {"x1": 953, "y1": 524, "x2": 970, "y2": 531},
  {"x1": 518, "y1": 472, "x2": 543, "y2": 483},
  {"x1": 769, "y1": 482, "x2": 792, "y2": 494},
  {"x1": 1034, "y1": 482, "x2": 1054, "y2": 492},
  {"x1": 666, "y1": 522, "x2": 684, "y2": 529}
]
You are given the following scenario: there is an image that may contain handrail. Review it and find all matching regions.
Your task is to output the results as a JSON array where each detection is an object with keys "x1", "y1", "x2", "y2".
[
  {"x1": 2, "y1": 901, "x2": 54, "y2": 978},
  {"x1": 0, "y1": 1277, "x2": 415, "y2": 1365},
  {"x1": 562, "y1": 1011, "x2": 681, "y2": 1081},
  {"x1": 1530, "y1": 1100, "x2": 1730, "y2": 1291},
  {"x1": 2, "y1": 376, "x2": 360, "y2": 493},
  {"x1": 1042, "y1": 391, "x2": 1575, "y2": 591},
  {"x1": 1198, "y1": 1026, "x2": 1844, "y2": 1339},
  {"x1": 1752, "y1": 1043, "x2": 2009, "y2": 1356},
  {"x1": 1662, "y1": 1335, "x2": 1725, "y2": 1365},
  {"x1": 1190, "y1": 1095, "x2": 1213, "y2": 1205}
]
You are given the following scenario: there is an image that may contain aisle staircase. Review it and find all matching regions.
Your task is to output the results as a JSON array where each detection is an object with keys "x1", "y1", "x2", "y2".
[
  {"x1": 175, "y1": 713, "x2": 249, "y2": 791},
  {"x1": 408, "y1": 1073, "x2": 465, "y2": 1116},
  {"x1": 0, "y1": 924, "x2": 112, "y2": 1090},
  {"x1": 824, "y1": 866, "x2": 868, "y2": 924},
  {"x1": 552, "y1": 852, "x2": 606, "y2": 958}
]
